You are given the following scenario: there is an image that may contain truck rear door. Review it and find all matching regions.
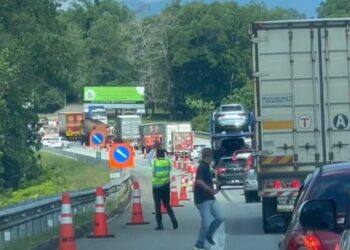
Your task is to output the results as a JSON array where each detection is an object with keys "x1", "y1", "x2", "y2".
[{"x1": 254, "y1": 19, "x2": 350, "y2": 166}]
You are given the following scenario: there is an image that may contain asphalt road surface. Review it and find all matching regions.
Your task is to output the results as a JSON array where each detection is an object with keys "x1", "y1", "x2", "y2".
[{"x1": 66, "y1": 146, "x2": 283, "y2": 250}]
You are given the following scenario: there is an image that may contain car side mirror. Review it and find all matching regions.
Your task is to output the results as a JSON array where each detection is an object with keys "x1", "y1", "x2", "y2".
[{"x1": 299, "y1": 199, "x2": 336, "y2": 231}]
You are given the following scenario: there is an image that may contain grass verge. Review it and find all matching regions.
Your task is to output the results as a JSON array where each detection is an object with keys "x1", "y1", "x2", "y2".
[{"x1": 0, "y1": 152, "x2": 110, "y2": 207}]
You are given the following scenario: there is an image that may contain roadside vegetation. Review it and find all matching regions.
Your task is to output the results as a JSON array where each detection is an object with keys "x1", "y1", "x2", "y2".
[{"x1": 0, "y1": 152, "x2": 109, "y2": 207}]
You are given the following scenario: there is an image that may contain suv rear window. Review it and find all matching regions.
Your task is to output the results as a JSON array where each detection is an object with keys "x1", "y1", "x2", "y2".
[
  {"x1": 309, "y1": 175, "x2": 350, "y2": 214},
  {"x1": 220, "y1": 105, "x2": 242, "y2": 112},
  {"x1": 220, "y1": 158, "x2": 240, "y2": 168}
]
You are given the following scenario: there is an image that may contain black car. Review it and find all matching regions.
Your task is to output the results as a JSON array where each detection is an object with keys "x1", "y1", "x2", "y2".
[{"x1": 215, "y1": 156, "x2": 243, "y2": 190}]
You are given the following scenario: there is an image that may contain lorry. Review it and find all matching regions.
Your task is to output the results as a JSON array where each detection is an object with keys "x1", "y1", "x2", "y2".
[
  {"x1": 81, "y1": 119, "x2": 110, "y2": 147},
  {"x1": 171, "y1": 131, "x2": 194, "y2": 158},
  {"x1": 85, "y1": 106, "x2": 108, "y2": 124},
  {"x1": 115, "y1": 115, "x2": 141, "y2": 142},
  {"x1": 139, "y1": 122, "x2": 192, "y2": 154},
  {"x1": 58, "y1": 112, "x2": 84, "y2": 140},
  {"x1": 251, "y1": 18, "x2": 350, "y2": 233}
]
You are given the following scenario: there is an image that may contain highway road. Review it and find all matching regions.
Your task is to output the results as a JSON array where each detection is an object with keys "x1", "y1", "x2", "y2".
[{"x1": 66, "y1": 146, "x2": 283, "y2": 250}]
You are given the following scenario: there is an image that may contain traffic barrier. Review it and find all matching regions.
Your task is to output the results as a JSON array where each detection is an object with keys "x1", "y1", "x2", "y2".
[
  {"x1": 126, "y1": 182, "x2": 150, "y2": 225},
  {"x1": 88, "y1": 187, "x2": 114, "y2": 238},
  {"x1": 170, "y1": 176, "x2": 183, "y2": 207},
  {"x1": 179, "y1": 175, "x2": 190, "y2": 201},
  {"x1": 59, "y1": 193, "x2": 76, "y2": 250}
]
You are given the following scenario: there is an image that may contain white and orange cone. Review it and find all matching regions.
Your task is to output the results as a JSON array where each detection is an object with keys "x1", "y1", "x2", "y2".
[
  {"x1": 126, "y1": 182, "x2": 150, "y2": 225},
  {"x1": 88, "y1": 187, "x2": 114, "y2": 238},
  {"x1": 170, "y1": 175, "x2": 183, "y2": 207},
  {"x1": 59, "y1": 193, "x2": 76, "y2": 250},
  {"x1": 180, "y1": 175, "x2": 190, "y2": 201}
]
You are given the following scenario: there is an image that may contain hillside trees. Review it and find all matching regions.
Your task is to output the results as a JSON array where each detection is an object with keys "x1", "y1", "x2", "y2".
[
  {"x1": 317, "y1": 0, "x2": 350, "y2": 17},
  {"x1": 0, "y1": 0, "x2": 72, "y2": 189}
]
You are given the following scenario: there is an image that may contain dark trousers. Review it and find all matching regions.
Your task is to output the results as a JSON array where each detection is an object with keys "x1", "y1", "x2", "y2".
[{"x1": 152, "y1": 182, "x2": 176, "y2": 226}]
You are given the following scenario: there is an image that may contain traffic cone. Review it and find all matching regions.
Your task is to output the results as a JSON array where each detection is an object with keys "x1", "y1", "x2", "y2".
[
  {"x1": 88, "y1": 187, "x2": 114, "y2": 238},
  {"x1": 59, "y1": 193, "x2": 76, "y2": 250},
  {"x1": 180, "y1": 175, "x2": 190, "y2": 200},
  {"x1": 170, "y1": 176, "x2": 183, "y2": 207},
  {"x1": 126, "y1": 182, "x2": 150, "y2": 225}
]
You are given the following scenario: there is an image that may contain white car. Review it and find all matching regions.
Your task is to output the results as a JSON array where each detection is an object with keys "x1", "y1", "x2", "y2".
[
  {"x1": 41, "y1": 136, "x2": 71, "y2": 149},
  {"x1": 191, "y1": 144, "x2": 207, "y2": 160}
]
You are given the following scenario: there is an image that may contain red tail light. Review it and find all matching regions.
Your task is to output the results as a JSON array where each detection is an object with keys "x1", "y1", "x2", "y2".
[
  {"x1": 217, "y1": 167, "x2": 225, "y2": 174},
  {"x1": 288, "y1": 231, "x2": 323, "y2": 250},
  {"x1": 245, "y1": 155, "x2": 253, "y2": 170},
  {"x1": 273, "y1": 180, "x2": 283, "y2": 189},
  {"x1": 292, "y1": 179, "x2": 300, "y2": 188}
]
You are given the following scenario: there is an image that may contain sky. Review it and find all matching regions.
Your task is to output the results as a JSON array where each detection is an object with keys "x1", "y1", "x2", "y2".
[{"x1": 141, "y1": 0, "x2": 325, "y2": 18}]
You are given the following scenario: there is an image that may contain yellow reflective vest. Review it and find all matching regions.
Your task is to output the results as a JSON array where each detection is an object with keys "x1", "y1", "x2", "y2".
[{"x1": 152, "y1": 158, "x2": 171, "y2": 187}]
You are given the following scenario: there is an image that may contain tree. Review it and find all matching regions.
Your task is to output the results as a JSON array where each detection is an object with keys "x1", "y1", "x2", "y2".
[{"x1": 317, "y1": 0, "x2": 350, "y2": 17}]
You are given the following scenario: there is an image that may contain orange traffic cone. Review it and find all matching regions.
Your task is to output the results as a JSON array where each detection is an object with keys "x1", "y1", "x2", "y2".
[
  {"x1": 126, "y1": 182, "x2": 150, "y2": 225},
  {"x1": 180, "y1": 175, "x2": 190, "y2": 200},
  {"x1": 59, "y1": 193, "x2": 76, "y2": 250},
  {"x1": 170, "y1": 176, "x2": 183, "y2": 207},
  {"x1": 88, "y1": 187, "x2": 114, "y2": 238},
  {"x1": 161, "y1": 200, "x2": 168, "y2": 214}
]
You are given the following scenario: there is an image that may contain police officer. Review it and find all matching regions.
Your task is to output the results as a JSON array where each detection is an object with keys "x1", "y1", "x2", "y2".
[{"x1": 152, "y1": 148, "x2": 178, "y2": 230}]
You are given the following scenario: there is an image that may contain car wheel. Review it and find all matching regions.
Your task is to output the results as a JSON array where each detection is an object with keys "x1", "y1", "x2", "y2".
[{"x1": 262, "y1": 197, "x2": 276, "y2": 234}]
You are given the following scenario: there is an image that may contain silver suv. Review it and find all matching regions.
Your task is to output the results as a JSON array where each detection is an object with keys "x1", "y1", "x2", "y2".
[{"x1": 214, "y1": 103, "x2": 249, "y2": 133}]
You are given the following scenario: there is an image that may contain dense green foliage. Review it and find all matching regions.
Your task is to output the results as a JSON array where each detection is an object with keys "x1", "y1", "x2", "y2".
[
  {"x1": 0, "y1": 152, "x2": 109, "y2": 206},
  {"x1": 0, "y1": 0, "x2": 344, "y2": 190}
]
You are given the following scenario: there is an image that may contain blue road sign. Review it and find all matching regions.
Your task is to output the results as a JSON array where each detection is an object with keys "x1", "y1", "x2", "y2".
[
  {"x1": 113, "y1": 145, "x2": 130, "y2": 164},
  {"x1": 92, "y1": 132, "x2": 104, "y2": 145}
]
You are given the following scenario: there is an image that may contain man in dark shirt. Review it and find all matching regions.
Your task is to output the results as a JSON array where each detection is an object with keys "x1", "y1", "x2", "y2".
[{"x1": 193, "y1": 148, "x2": 224, "y2": 250}]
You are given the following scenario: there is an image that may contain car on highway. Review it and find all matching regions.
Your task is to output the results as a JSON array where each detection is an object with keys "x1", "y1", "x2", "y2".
[
  {"x1": 279, "y1": 162, "x2": 350, "y2": 250},
  {"x1": 215, "y1": 156, "x2": 243, "y2": 190},
  {"x1": 41, "y1": 136, "x2": 71, "y2": 149},
  {"x1": 232, "y1": 149, "x2": 259, "y2": 203},
  {"x1": 213, "y1": 103, "x2": 249, "y2": 133},
  {"x1": 191, "y1": 144, "x2": 207, "y2": 160}
]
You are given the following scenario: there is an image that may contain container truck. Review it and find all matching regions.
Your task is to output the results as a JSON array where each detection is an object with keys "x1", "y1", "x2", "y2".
[
  {"x1": 58, "y1": 112, "x2": 84, "y2": 140},
  {"x1": 85, "y1": 106, "x2": 108, "y2": 124},
  {"x1": 251, "y1": 18, "x2": 350, "y2": 233},
  {"x1": 81, "y1": 119, "x2": 110, "y2": 147},
  {"x1": 115, "y1": 115, "x2": 141, "y2": 142},
  {"x1": 139, "y1": 122, "x2": 192, "y2": 153}
]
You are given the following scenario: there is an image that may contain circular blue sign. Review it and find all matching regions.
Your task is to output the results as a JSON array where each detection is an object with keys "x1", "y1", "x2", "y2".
[
  {"x1": 92, "y1": 132, "x2": 104, "y2": 145},
  {"x1": 113, "y1": 146, "x2": 130, "y2": 163}
]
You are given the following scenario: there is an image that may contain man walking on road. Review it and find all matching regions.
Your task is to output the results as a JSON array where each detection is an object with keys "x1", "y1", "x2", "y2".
[
  {"x1": 193, "y1": 148, "x2": 223, "y2": 250},
  {"x1": 152, "y1": 148, "x2": 178, "y2": 230}
]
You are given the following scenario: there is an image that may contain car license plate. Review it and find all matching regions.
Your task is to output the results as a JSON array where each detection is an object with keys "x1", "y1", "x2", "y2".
[{"x1": 277, "y1": 197, "x2": 295, "y2": 212}]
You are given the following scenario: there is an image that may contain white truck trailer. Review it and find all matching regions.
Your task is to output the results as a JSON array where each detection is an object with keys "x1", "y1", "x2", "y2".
[{"x1": 252, "y1": 18, "x2": 350, "y2": 233}]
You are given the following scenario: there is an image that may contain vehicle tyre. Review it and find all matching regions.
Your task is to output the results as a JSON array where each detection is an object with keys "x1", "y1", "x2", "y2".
[
  {"x1": 244, "y1": 191, "x2": 253, "y2": 203},
  {"x1": 262, "y1": 197, "x2": 277, "y2": 234}
]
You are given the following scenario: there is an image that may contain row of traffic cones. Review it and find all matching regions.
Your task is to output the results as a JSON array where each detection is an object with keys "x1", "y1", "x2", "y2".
[{"x1": 59, "y1": 187, "x2": 114, "y2": 250}]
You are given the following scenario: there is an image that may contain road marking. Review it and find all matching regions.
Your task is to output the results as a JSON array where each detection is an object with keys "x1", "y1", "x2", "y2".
[
  {"x1": 116, "y1": 148, "x2": 127, "y2": 158},
  {"x1": 93, "y1": 134, "x2": 102, "y2": 143}
]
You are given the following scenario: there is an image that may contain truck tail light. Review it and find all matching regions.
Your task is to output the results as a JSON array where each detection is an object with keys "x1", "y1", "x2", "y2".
[
  {"x1": 288, "y1": 231, "x2": 323, "y2": 250},
  {"x1": 217, "y1": 167, "x2": 225, "y2": 175},
  {"x1": 273, "y1": 180, "x2": 283, "y2": 189},
  {"x1": 292, "y1": 179, "x2": 300, "y2": 188}
]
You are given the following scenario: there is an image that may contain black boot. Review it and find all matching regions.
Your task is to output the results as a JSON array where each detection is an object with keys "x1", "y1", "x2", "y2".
[
  {"x1": 154, "y1": 224, "x2": 164, "y2": 230},
  {"x1": 171, "y1": 217, "x2": 178, "y2": 230}
]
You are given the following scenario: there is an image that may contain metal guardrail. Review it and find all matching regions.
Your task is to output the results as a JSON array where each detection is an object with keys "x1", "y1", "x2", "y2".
[{"x1": 0, "y1": 148, "x2": 130, "y2": 249}]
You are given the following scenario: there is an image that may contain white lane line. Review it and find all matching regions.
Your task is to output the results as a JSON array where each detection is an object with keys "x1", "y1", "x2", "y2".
[{"x1": 116, "y1": 148, "x2": 127, "y2": 158}]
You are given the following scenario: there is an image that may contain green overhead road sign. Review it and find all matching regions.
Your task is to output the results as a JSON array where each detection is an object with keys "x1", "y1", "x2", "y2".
[{"x1": 84, "y1": 86, "x2": 145, "y2": 103}]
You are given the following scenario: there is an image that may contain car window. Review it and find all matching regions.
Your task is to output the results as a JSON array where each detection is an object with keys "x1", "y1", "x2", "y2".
[
  {"x1": 220, "y1": 106, "x2": 242, "y2": 112},
  {"x1": 220, "y1": 159, "x2": 239, "y2": 168},
  {"x1": 309, "y1": 175, "x2": 350, "y2": 214}
]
